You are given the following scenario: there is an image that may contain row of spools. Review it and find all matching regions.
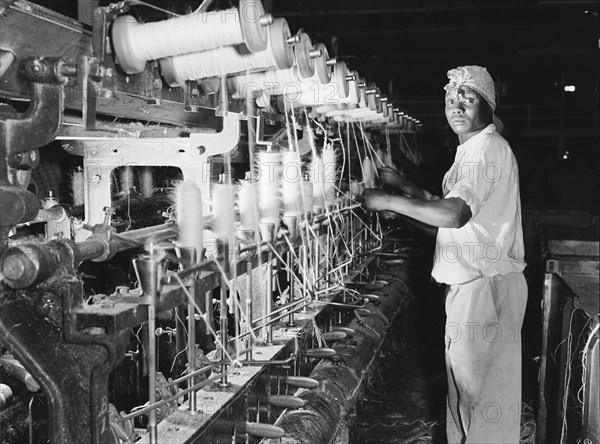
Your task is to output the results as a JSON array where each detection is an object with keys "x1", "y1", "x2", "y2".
[{"x1": 111, "y1": 0, "x2": 419, "y2": 128}]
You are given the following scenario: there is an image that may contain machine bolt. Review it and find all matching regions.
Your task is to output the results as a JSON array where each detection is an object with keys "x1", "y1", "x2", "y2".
[
  {"x1": 259, "y1": 14, "x2": 273, "y2": 26},
  {"x1": 309, "y1": 48, "x2": 322, "y2": 59},
  {"x1": 102, "y1": 206, "x2": 115, "y2": 225},
  {"x1": 286, "y1": 35, "x2": 300, "y2": 45}
]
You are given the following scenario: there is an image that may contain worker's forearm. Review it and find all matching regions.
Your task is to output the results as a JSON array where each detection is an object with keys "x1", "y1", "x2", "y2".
[{"x1": 386, "y1": 195, "x2": 470, "y2": 228}]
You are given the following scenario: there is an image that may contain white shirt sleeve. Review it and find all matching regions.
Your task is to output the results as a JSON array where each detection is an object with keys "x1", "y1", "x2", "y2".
[{"x1": 444, "y1": 143, "x2": 502, "y2": 218}]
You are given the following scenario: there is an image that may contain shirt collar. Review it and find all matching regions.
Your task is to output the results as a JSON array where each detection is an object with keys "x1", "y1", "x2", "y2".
[{"x1": 457, "y1": 124, "x2": 496, "y2": 151}]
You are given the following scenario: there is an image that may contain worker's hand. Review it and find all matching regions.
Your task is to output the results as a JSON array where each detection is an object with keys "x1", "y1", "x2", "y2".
[
  {"x1": 378, "y1": 166, "x2": 405, "y2": 190},
  {"x1": 358, "y1": 188, "x2": 392, "y2": 212},
  {"x1": 379, "y1": 210, "x2": 399, "y2": 220}
]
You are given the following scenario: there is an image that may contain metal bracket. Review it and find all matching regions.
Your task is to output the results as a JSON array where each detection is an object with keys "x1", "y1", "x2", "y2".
[
  {"x1": 75, "y1": 113, "x2": 241, "y2": 240},
  {"x1": 0, "y1": 61, "x2": 66, "y2": 180},
  {"x1": 0, "y1": 56, "x2": 73, "y2": 249}
]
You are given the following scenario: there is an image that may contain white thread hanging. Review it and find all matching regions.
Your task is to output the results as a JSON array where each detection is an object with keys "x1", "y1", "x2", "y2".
[
  {"x1": 257, "y1": 151, "x2": 282, "y2": 224},
  {"x1": 140, "y1": 166, "x2": 154, "y2": 198},
  {"x1": 111, "y1": 1, "x2": 267, "y2": 74},
  {"x1": 362, "y1": 156, "x2": 377, "y2": 189},
  {"x1": 302, "y1": 178, "x2": 313, "y2": 214},
  {"x1": 281, "y1": 151, "x2": 302, "y2": 216},
  {"x1": 160, "y1": 18, "x2": 292, "y2": 87},
  {"x1": 71, "y1": 167, "x2": 85, "y2": 206},
  {"x1": 581, "y1": 322, "x2": 599, "y2": 421},
  {"x1": 175, "y1": 181, "x2": 203, "y2": 255},
  {"x1": 211, "y1": 183, "x2": 235, "y2": 241},
  {"x1": 321, "y1": 145, "x2": 337, "y2": 207},
  {"x1": 310, "y1": 155, "x2": 325, "y2": 211},
  {"x1": 237, "y1": 179, "x2": 259, "y2": 231},
  {"x1": 119, "y1": 166, "x2": 135, "y2": 195}
]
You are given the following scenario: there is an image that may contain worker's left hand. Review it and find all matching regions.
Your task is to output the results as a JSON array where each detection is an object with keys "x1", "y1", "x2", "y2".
[
  {"x1": 358, "y1": 188, "x2": 392, "y2": 212},
  {"x1": 379, "y1": 210, "x2": 399, "y2": 220}
]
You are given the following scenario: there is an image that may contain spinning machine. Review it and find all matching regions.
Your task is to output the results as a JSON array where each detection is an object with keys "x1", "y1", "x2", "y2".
[{"x1": 0, "y1": 1, "x2": 421, "y2": 443}]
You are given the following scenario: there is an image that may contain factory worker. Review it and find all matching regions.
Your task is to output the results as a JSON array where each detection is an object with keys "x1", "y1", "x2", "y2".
[{"x1": 360, "y1": 65, "x2": 527, "y2": 444}]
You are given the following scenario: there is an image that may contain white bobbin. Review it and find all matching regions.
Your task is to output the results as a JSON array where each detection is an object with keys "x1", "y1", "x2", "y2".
[
  {"x1": 212, "y1": 183, "x2": 235, "y2": 241},
  {"x1": 311, "y1": 43, "x2": 332, "y2": 84},
  {"x1": 111, "y1": 0, "x2": 269, "y2": 74},
  {"x1": 238, "y1": 180, "x2": 259, "y2": 231},
  {"x1": 293, "y1": 32, "x2": 316, "y2": 80},
  {"x1": 257, "y1": 151, "x2": 282, "y2": 224},
  {"x1": 291, "y1": 60, "x2": 350, "y2": 107},
  {"x1": 281, "y1": 151, "x2": 302, "y2": 216},
  {"x1": 160, "y1": 17, "x2": 294, "y2": 87},
  {"x1": 176, "y1": 181, "x2": 204, "y2": 255}
]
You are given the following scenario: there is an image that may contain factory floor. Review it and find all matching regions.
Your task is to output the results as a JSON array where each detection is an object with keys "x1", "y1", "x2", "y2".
[
  {"x1": 353, "y1": 238, "x2": 448, "y2": 443},
  {"x1": 352, "y1": 235, "x2": 537, "y2": 444}
]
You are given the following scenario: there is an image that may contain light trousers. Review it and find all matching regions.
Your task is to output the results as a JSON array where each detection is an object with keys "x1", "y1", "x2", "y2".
[{"x1": 444, "y1": 272, "x2": 528, "y2": 444}]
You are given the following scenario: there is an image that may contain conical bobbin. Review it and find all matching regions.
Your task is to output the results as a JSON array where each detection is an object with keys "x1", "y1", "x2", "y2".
[
  {"x1": 282, "y1": 215, "x2": 298, "y2": 239},
  {"x1": 237, "y1": 228, "x2": 255, "y2": 247},
  {"x1": 132, "y1": 254, "x2": 164, "y2": 296},
  {"x1": 175, "y1": 245, "x2": 198, "y2": 267},
  {"x1": 259, "y1": 222, "x2": 277, "y2": 244}
]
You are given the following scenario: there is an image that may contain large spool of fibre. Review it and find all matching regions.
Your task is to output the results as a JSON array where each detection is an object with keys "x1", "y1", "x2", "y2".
[
  {"x1": 228, "y1": 32, "x2": 319, "y2": 98},
  {"x1": 112, "y1": 0, "x2": 270, "y2": 74},
  {"x1": 160, "y1": 18, "x2": 294, "y2": 87}
]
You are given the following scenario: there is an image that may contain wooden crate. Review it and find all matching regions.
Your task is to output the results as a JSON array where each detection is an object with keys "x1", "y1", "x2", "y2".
[{"x1": 536, "y1": 226, "x2": 599, "y2": 444}]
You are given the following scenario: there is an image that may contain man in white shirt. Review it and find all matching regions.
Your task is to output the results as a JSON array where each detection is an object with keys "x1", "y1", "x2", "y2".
[{"x1": 360, "y1": 65, "x2": 527, "y2": 444}]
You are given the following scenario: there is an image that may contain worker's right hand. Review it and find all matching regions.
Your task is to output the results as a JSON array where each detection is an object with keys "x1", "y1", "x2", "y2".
[
  {"x1": 378, "y1": 166, "x2": 405, "y2": 190},
  {"x1": 357, "y1": 188, "x2": 392, "y2": 212}
]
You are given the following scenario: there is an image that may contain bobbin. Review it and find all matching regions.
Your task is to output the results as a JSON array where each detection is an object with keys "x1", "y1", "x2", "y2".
[
  {"x1": 160, "y1": 17, "x2": 295, "y2": 87},
  {"x1": 111, "y1": 0, "x2": 269, "y2": 74},
  {"x1": 380, "y1": 97, "x2": 389, "y2": 118},
  {"x1": 329, "y1": 60, "x2": 351, "y2": 102},
  {"x1": 311, "y1": 43, "x2": 332, "y2": 84},
  {"x1": 387, "y1": 104, "x2": 395, "y2": 123},
  {"x1": 344, "y1": 70, "x2": 360, "y2": 105},
  {"x1": 269, "y1": 18, "x2": 296, "y2": 71},
  {"x1": 293, "y1": 32, "x2": 316, "y2": 80},
  {"x1": 293, "y1": 60, "x2": 350, "y2": 107}
]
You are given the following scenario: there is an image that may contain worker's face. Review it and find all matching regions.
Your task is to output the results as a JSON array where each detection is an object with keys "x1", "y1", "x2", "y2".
[{"x1": 445, "y1": 87, "x2": 492, "y2": 141}]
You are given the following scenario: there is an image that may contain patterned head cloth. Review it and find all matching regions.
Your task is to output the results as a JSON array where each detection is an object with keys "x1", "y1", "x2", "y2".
[{"x1": 444, "y1": 65, "x2": 496, "y2": 112}]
